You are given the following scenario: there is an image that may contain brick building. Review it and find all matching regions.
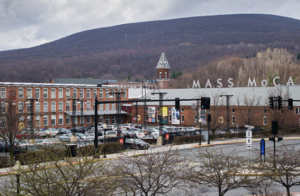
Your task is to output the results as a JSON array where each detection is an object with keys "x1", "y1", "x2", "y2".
[
  {"x1": 132, "y1": 86, "x2": 300, "y2": 129},
  {"x1": 0, "y1": 82, "x2": 129, "y2": 129}
]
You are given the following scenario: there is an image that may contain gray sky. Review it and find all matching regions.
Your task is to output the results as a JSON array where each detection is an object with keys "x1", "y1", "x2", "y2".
[{"x1": 1, "y1": 0, "x2": 300, "y2": 52}]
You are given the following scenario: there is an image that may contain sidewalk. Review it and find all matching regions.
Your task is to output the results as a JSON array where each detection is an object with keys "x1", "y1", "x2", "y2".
[{"x1": 1, "y1": 136, "x2": 300, "y2": 176}]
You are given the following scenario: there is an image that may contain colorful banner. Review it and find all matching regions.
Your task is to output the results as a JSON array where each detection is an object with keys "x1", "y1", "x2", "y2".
[
  {"x1": 159, "y1": 107, "x2": 168, "y2": 124},
  {"x1": 171, "y1": 107, "x2": 180, "y2": 125}
]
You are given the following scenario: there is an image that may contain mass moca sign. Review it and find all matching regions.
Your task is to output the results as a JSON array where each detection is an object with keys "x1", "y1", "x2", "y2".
[{"x1": 192, "y1": 76, "x2": 295, "y2": 88}]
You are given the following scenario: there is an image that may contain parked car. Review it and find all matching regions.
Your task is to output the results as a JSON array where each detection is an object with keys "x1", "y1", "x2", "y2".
[
  {"x1": 36, "y1": 129, "x2": 47, "y2": 138},
  {"x1": 121, "y1": 123, "x2": 135, "y2": 130},
  {"x1": 57, "y1": 128, "x2": 68, "y2": 135},
  {"x1": 134, "y1": 130, "x2": 145, "y2": 138},
  {"x1": 47, "y1": 129, "x2": 58, "y2": 138},
  {"x1": 59, "y1": 134, "x2": 72, "y2": 142},
  {"x1": 120, "y1": 129, "x2": 130, "y2": 138},
  {"x1": 126, "y1": 129, "x2": 137, "y2": 138},
  {"x1": 125, "y1": 138, "x2": 150, "y2": 150},
  {"x1": 35, "y1": 139, "x2": 54, "y2": 148},
  {"x1": 216, "y1": 129, "x2": 234, "y2": 134},
  {"x1": 75, "y1": 133, "x2": 87, "y2": 140},
  {"x1": 148, "y1": 128, "x2": 160, "y2": 138},
  {"x1": 141, "y1": 135, "x2": 157, "y2": 144},
  {"x1": 84, "y1": 133, "x2": 95, "y2": 141},
  {"x1": 135, "y1": 124, "x2": 143, "y2": 129},
  {"x1": 16, "y1": 129, "x2": 30, "y2": 139}
]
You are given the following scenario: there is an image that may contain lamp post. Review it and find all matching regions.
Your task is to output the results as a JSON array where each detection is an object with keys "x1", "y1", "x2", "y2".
[
  {"x1": 102, "y1": 123, "x2": 107, "y2": 158},
  {"x1": 109, "y1": 91, "x2": 125, "y2": 137},
  {"x1": 13, "y1": 161, "x2": 22, "y2": 195},
  {"x1": 151, "y1": 90, "x2": 167, "y2": 136},
  {"x1": 94, "y1": 97, "x2": 99, "y2": 158},
  {"x1": 219, "y1": 92, "x2": 233, "y2": 135},
  {"x1": 199, "y1": 118, "x2": 202, "y2": 145}
]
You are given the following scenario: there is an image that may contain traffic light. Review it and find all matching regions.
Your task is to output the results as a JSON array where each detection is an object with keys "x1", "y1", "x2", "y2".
[
  {"x1": 269, "y1": 137, "x2": 275, "y2": 142},
  {"x1": 278, "y1": 137, "x2": 283, "y2": 142},
  {"x1": 278, "y1": 96, "x2": 282, "y2": 110},
  {"x1": 269, "y1": 97, "x2": 274, "y2": 109},
  {"x1": 271, "y1": 121, "x2": 278, "y2": 135},
  {"x1": 207, "y1": 114, "x2": 211, "y2": 123},
  {"x1": 201, "y1": 97, "x2": 210, "y2": 109},
  {"x1": 175, "y1": 97, "x2": 180, "y2": 110},
  {"x1": 288, "y1": 98, "x2": 293, "y2": 110}
]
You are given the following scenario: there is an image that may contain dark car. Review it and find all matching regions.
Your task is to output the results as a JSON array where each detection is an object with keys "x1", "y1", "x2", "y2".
[
  {"x1": 125, "y1": 129, "x2": 137, "y2": 138},
  {"x1": 125, "y1": 138, "x2": 150, "y2": 150}
]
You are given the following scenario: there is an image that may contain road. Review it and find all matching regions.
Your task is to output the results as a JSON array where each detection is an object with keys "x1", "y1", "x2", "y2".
[{"x1": 176, "y1": 139, "x2": 300, "y2": 196}]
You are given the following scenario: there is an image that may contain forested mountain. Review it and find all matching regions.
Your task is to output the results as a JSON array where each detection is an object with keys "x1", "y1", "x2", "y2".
[{"x1": 1, "y1": 14, "x2": 300, "y2": 83}]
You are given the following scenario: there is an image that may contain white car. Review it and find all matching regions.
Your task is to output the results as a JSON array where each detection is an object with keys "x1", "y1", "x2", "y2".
[
  {"x1": 149, "y1": 128, "x2": 160, "y2": 138},
  {"x1": 135, "y1": 130, "x2": 145, "y2": 138}
]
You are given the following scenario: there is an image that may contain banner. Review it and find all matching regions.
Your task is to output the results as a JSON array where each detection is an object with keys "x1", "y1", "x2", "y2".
[
  {"x1": 159, "y1": 107, "x2": 168, "y2": 124},
  {"x1": 148, "y1": 107, "x2": 156, "y2": 123},
  {"x1": 171, "y1": 107, "x2": 180, "y2": 125}
]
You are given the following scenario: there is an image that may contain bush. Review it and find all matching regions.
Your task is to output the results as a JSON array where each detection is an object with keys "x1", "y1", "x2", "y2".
[
  {"x1": 173, "y1": 135, "x2": 203, "y2": 145},
  {"x1": 15, "y1": 148, "x2": 65, "y2": 165},
  {"x1": 79, "y1": 142, "x2": 125, "y2": 156},
  {"x1": 0, "y1": 156, "x2": 10, "y2": 168}
]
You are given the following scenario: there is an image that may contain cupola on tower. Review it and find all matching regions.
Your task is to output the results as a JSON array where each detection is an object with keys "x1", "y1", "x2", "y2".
[{"x1": 156, "y1": 52, "x2": 170, "y2": 89}]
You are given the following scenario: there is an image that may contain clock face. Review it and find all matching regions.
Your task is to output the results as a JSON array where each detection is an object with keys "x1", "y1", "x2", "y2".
[{"x1": 218, "y1": 117, "x2": 224, "y2": 124}]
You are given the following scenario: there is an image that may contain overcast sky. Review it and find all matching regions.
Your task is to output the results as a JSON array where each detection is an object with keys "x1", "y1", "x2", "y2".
[{"x1": 1, "y1": 0, "x2": 300, "y2": 52}]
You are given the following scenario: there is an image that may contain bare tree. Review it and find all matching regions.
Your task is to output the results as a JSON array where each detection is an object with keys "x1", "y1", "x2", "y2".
[
  {"x1": 107, "y1": 147, "x2": 193, "y2": 196},
  {"x1": 2, "y1": 149, "x2": 114, "y2": 196},
  {"x1": 236, "y1": 94, "x2": 262, "y2": 126},
  {"x1": 191, "y1": 147, "x2": 246, "y2": 196},
  {"x1": 262, "y1": 144, "x2": 300, "y2": 196},
  {"x1": 0, "y1": 90, "x2": 26, "y2": 164}
]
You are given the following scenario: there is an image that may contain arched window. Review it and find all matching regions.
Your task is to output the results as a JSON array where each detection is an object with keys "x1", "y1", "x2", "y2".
[
  {"x1": 159, "y1": 72, "x2": 162, "y2": 79},
  {"x1": 165, "y1": 72, "x2": 167, "y2": 79}
]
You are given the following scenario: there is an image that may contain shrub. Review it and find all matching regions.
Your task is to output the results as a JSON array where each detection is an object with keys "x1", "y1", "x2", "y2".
[
  {"x1": 0, "y1": 156, "x2": 10, "y2": 168},
  {"x1": 79, "y1": 142, "x2": 125, "y2": 156},
  {"x1": 173, "y1": 135, "x2": 203, "y2": 145}
]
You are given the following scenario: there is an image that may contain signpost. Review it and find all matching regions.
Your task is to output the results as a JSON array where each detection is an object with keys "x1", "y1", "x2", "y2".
[{"x1": 246, "y1": 130, "x2": 252, "y2": 149}]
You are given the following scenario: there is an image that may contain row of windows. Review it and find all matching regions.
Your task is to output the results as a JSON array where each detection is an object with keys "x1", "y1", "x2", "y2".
[{"x1": 0, "y1": 87, "x2": 127, "y2": 100}]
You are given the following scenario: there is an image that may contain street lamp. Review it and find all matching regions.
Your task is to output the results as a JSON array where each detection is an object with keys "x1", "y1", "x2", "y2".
[
  {"x1": 199, "y1": 118, "x2": 202, "y2": 145},
  {"x1": 13, "y1": 161, "x2": 22, "y2": 195},
  {"x1": 219, "y1": 92, "x2": 233, "y2": 135},
  {"x1": 102, "y1": 123, "x2": 107, "y2": 158}
]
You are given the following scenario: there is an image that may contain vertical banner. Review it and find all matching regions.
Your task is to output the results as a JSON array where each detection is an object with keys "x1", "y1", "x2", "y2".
[
  {"x1": 171, "y1": 107, "x2": 180, "y2": 125},
  {"x1": 159, "y1": 107, "x2": 168, "y2": 124},
  {"x1": 148, "y1": 107, "x2": 156, "y2": 123}
]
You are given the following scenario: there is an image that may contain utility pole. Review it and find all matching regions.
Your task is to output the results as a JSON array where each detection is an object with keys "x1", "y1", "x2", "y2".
[{"x1": 25, "y1": 98, "x2": 38, "y2": 142}]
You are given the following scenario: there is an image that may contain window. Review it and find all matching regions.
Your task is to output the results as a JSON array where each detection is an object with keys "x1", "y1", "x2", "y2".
[
  {"x1": 111, "y1": 89, "x2": 115, "y2": 98},
  {"x1": 87, "y1": 89, "x2": 91, "y2": 99},
  {"x1": 232, "y1": 108, "x2": 235, "y2": 113},
  {"x1": 248, "y1": 116, "x2": 251, "y2": 122},
  {"x1": 157, "y1": 114, "x2": 160, "y2": 122},
  {"x1": 59, "y1": 115, "x2": 63, "y2": 125},
  {"x1": 50, "y1": 88, "x2": 55, "y2": 99},
  {"x1": 35, "y1": 116, "x2": 40, "y2": 127},
  {"x1": 264, "y1": 108, "x2": 267, "y2": 113},
  {"x1": 106, "y1": 103, "x2": 110, "y2": 111},
  {"x1": 27, "y1": 116, "x2": 32, "y2": 127},
  {"x1": 43, "y1": 102, "x2": 48, "y2": 112},
  {"x1": 105, "y1": 116, "x2": 110, "y2": 125},
  {"x1": 112, "y1": 104, "x2": 115, "y2": 110},
  {"x1": 181, "y1": 115, "x2": 184, "y2": 122},
  {"x1": 123, "y1": 90, "x2": 127, "y2": 98},
  {"x1": 295, "y1": 108, "x2": 300, "y2": 115},
  {"x1": 165, "y1": 72, "x2": 167, "y2": 79},
  {"x1": 153, "y1": 86, "x2": 155, "y2": 89},
  {"x1": 263, "y1": 116, "x2": 267, "y2": 125},
  {"x1": 18, "y1": 88, "x2": 24, "y2": 99},
  {"x1": 26, "y1": 102, "x2": 31, "y2": 113},
  {"x1": 51, "y1": 102, "x2": 56, "y2": 112},
  {"x1": 99, "y1": 89, "x2": 103, "y2": 98},
  {"x1": 111, "y1": 116, "x2": 115, "y2": 124},
  {"x1": 105, "y1": 90, "x2": 109, "y2": 98},
  {"x1": 87, "y1": 101, "x2": 91, "y2": 111},
  {"x1": 51, "y1": 115, "x2": 56, "y2": 125},
  {"x1": 66, "y1": 115, "x2": 71, "y2": 125},
  {"x1": 80, "y1": 89, "x2": 84, "y2": 98},
  {"x1": 43, "y1": 115, "x2": 48, "y2": 126},
  {"x1": 66, "y1": 102, "x2": 70, "y2": 111},
  {"x1": 43, "y1": 88, "x2": 48, "y2": 99},
  {"x1": 35, "y1": 88, "x2": 40, "y2": 99},
  {"x1": 159, "y1": 72, "x2": 162, "y2": 79},
  {"x1": 100, "y1": 104, "x2": 103, "y2": 110},
  {"x1": 0, "y1": 87, "x2": 6, "y2": 99},
  {"x1": 232, "y1": 116, "x2": 235, "y2": 124},
  {"x1": 18, "y1": 102, "x2": 24, "y2": 113},
  {"x1": 1, "y1": 102, "x2": 6, "y2": 113},
  {"x1": 248, "y1": 109, "x2": 251, "y2": 113},
  {"x1": 66, "y1": 88, "x2": 70, "y2": 99},
  {"x1": 99, "y1": 116, "x2": 103, "y2": 123},
  {"x1": 73, "y1": 89, "x2": 77, "y2": 99},
  {"x1": 169, "y1": 115, "x2": 172, "y2": 122},
  {"x1": 87, "y1": 116, "x2": 91, "y2": 123},
  {"x1": 181, "y1": 107, "x2": 184, "y2": 112},
  {"x1": 73, "y1": 116, "x2": 78, "y2": 125},
  {"x1": 27, "y1": 88, "x2": 32, "y2": 98},
  {"x1": 93, "y1": 89, "x2": 97, "y2": 98},
  {"x1": 157, "y1": 107, "x2": 159, "y2": 112},
  {"x1": 58, "y1": 88, "x2": 63, "y2": 99},
  {"x1": 80, "y1": 116, "x2": 84, "y2": 124},
  {"x1": 35, "y1": 102, "x2": 40, "y2": 113},
  {"x1": 59, "y1": 102, "x2": 63, "y2": 112}
]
